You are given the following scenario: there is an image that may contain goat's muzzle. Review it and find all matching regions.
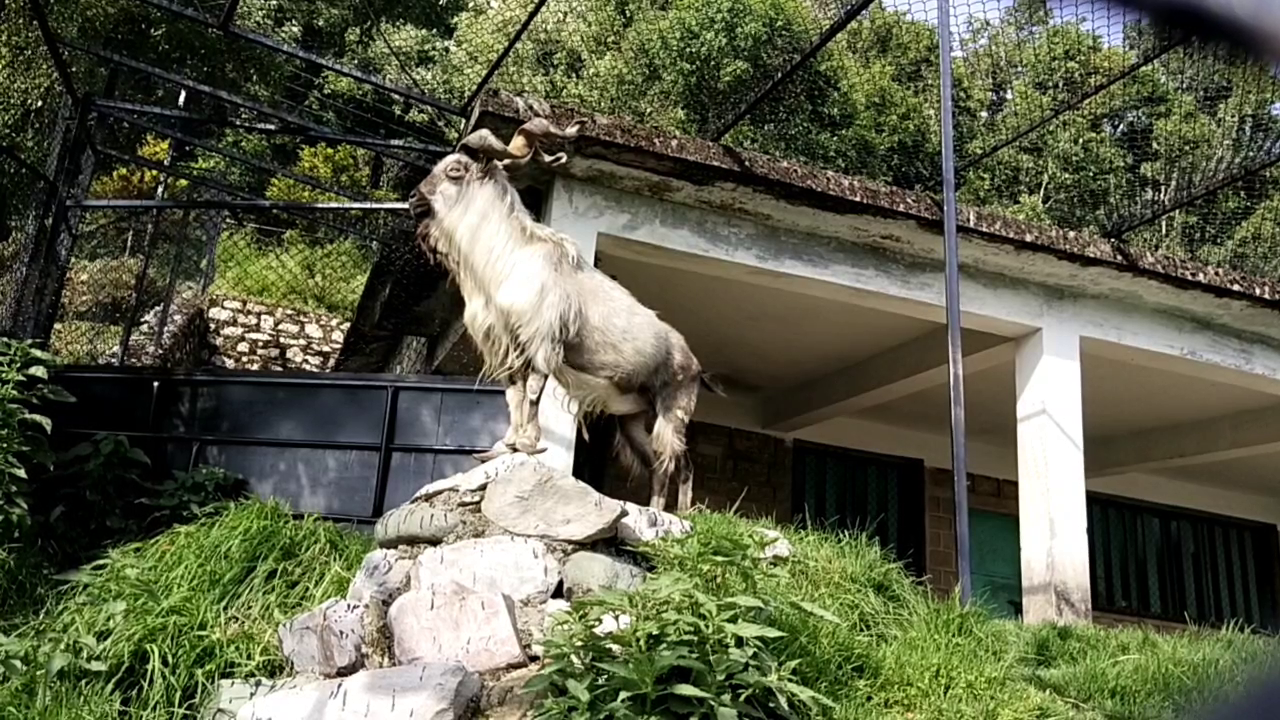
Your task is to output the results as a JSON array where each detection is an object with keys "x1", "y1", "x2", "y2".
[{"x1": 408, "y1": 188, "x2": 431, "y2": 222}]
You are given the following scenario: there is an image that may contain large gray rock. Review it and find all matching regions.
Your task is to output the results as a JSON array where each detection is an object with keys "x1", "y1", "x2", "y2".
[
  {"x1": 234, "y1": 663, "x2": 480, "y2": 720},
  {"x1": 561, "y1": 551, "x2": 648, "y2": 600},
  {"x1": 374, "y1": 505, "x2": 459, "y2": 548},
  {"x1": 757, "y1": 528, "x2": 793, "y2": 560},
  {"x1": 616, "y1": 501, "x2": 692, "y2": 546},
  {"x1": 346, "y1": 549, "x2": 412, "y2": 607},
  {"x1": 411, "y1": 535, "x2": 560, "y2": 604},
  {"x1": 278, "y1": 598, "x2": 366, "y2": 678},
  {"x1": 481, "y1": 457, "x2": 624, "y2": 543},
  {"x1": 388, "y1": 584, "x2": 528, "y2": 673}
]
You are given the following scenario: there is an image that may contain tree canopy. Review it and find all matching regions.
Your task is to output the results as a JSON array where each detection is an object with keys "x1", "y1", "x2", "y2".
[{"x1": 4, "y1": 0, "x2": 1280, "y2": 280}]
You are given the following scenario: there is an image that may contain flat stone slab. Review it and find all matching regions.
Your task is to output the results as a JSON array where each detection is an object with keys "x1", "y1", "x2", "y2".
[
  {"x1": 411, "y1": 535, "x2": 560, "y2": 604},
  {"x1": 481, "y1": 456, "x2": 624, "y2": 543},
  {"x1": 234, "y1": 662, "x2": 480, "y2": 720},
  {"x1": 278, "y1": 598, "x2": 366, "y2": 678},
  {"x1": 201, "y1": 677, "x2": 317, "y2": 720},
  {"x1": 374, "y1": 505, "x2": 459, "y2": 548},
  {"x1": 616, "y1": 501, "x2": 692, "y2": 546},
  {"x1": 347, "y1": 549, "x2": 412, "y2": 607},
  {"x1": 388, "y1": 586, "x2": 528, "y2": 673},
  {"x1": 561, "y1": 551, "x2": 648, "y2": 600},
  {"x1": 411, "y1": 454, "x2": 529, "y2": 502}
]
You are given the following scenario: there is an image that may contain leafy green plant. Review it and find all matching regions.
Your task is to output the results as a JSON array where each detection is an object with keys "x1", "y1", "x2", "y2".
[
  {"x1": 0, "y1": 339, "x2": 74, "y2": 543},
  {"x1": 530, "y1": 530, "x2": 839, "y2": 719},
  {"x1": 36, "y1": 433, "x2": 153, "y2": 561},
  {"x1": 0, "y1": 618, "x2": 114, "y2": 684},
  {"x1": 139, "y1": 465, "x2": 250, "y2": 528}
]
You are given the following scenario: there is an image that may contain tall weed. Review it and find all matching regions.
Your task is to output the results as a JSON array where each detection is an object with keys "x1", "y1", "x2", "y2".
[{"x1": 0, "y1": 339, "x2": 73, "y2": 542}]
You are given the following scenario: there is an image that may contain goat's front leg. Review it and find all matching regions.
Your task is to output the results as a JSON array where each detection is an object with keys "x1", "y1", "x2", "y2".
[
  {"x1": 513, "y1": 371, "x2": 548, "y2": 456},
  {"x1": 473, "y1": 375, "x2": 526, "y2": 462}
]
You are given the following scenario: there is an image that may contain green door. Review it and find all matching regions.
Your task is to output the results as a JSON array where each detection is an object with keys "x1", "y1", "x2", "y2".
[{"x1": 969, "y1": 509, "x2": 1022, "y2": 619}]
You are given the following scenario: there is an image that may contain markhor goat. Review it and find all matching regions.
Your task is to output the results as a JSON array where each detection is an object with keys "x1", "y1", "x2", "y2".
[{"x1": 408, "y1": 117, "x2": 722, "y2": 513}]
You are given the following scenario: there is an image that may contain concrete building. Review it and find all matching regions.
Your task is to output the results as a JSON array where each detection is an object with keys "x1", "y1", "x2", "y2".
[{"x1": 473, "y1": 92, "x2": 1280, "y2": 632}]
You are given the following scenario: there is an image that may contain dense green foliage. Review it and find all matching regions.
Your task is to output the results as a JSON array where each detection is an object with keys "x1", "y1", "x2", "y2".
[
  {"x1": 7, "y1": 0, "x2": 1280, "y2": 296},
  {"x1": 0, "y1": 341, "x2": 252, "y2": 615},
  {"x1": 538, "y1": 512, "x2": 1280, "y2": 719},
  {"x1": 0, "y1": 500, "x2": 373, "y2": 719},
  {"x1": 0, "y1": 340, "x2": 72, "y2": 544},
  {"x1": 3, "y1": 0, "x2": 1280, "y2": 329}
]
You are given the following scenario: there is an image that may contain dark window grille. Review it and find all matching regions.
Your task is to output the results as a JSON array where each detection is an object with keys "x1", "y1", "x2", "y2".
[
  {"x1": 791, "y1": 441, "x2": 926, "y2": 578},
  {"x1": 1088, "y1": 493, "x2": 1280, "y2": 632}
]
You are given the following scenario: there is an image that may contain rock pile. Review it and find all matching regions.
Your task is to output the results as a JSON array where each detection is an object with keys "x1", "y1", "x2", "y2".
[{"x1": 207, "y1": 453, "x2": 695, "y2": 720}]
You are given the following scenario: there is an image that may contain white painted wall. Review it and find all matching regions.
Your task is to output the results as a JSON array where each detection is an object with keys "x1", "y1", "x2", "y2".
[{"x1": 545, "y1": 174, "x2": 1280, "y2": 532}]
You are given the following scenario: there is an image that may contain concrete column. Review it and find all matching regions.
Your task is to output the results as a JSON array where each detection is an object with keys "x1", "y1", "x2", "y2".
[
  {"x1": 536, "y1": 178, "x2": 597, "y2": 475},
  {"x1": 1014, "y1": 325, "x2": 1092, "y2": 624}
]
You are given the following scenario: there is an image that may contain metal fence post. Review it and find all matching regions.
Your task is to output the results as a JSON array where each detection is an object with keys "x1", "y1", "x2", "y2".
[
  {"x1": 30, "y1": 94, "x2": 96, "y2": 346},
  {"x1": 935, "y1": 0, "x2": 972, "y2": 605}
]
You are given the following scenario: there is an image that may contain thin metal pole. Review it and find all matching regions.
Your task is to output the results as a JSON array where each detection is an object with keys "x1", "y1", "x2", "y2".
[
  {"x1": 935, "y1": 0, "x2": 971, "y2": 605},
  {"x1": 372, "y1": 386, "x2": 400, "y2": 517}
]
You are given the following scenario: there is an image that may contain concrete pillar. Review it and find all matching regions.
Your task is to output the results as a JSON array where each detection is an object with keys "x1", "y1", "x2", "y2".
[
  {"x1": 535, "y1": 178, "x2": 597, "y2": 475},
  {"x1": 1014, "y1": 325, "x2": 1092, "y2": 624}
]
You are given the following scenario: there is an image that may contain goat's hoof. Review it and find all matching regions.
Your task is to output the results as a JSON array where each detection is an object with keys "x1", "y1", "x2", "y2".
[
  {"x1": 472, "y1": 448, "x2": 510, "y2": 463},
  {"x1": 514, "y1": 439, "x2": 547, "y2": 455}
]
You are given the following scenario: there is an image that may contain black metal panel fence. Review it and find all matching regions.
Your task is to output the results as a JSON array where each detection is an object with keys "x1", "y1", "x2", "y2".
[{"x1": 46, "y1": 368, "x2": 507, "y2": 522}]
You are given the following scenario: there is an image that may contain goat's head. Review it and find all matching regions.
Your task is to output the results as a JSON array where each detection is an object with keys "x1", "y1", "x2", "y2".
[{"x1": 408, "y1": 116, "x2": 584, "y2": 225}]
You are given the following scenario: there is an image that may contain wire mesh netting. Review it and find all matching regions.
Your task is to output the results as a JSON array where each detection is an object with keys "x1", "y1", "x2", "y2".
[
  {"x1": 1, "y1": 0, "x2": 72, "y2": 336},
  {"x1": 7, "y1": 0, "x2": 1280, "y2": 374},
  {"x1": 949, "y1": 0, "x2": 1280, "y2": 277},
  {"x1": 51, "y1": 204, "x2": 402, "y2": 370}
]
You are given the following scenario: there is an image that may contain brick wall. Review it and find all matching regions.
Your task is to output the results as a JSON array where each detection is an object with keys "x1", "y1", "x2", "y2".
[
  {"x1": 926, "y1": 467, "x2": 1021, "y2": 596},
  {"x1": 926, "y1": 466, "x2": 1195, "y2": 632},
  {"x1": 598, "y1": 421, "x2": 793, "y2": 521}
]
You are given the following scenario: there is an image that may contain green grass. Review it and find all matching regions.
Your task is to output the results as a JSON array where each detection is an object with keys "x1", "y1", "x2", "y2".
[
  {"x1": 0, "y1": 499, "x2": 372, "y2": 719},
  {"x1": 631, "y1": 512, "x2": 1280, "y2": 720},
  {"x1": 210, "y1": 231, "x2": 373, "y2": 317},
  {"x1": 48, "y1": 321, "x2": 123, "y2": 366},
  {"x1": 1, "y1": 503, "x2": 1273, "y2": 719}
]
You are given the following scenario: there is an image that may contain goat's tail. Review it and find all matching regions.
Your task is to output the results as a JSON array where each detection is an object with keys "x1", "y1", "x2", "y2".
[
  {"x1": 699, "y1": 372, "x2": 728, "y2": 397},
  {"x1": 610, "y1": 416, "x2": 648, "y2": 484}
]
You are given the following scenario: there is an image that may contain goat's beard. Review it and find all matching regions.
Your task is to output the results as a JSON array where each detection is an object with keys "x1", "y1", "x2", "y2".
[{"x1": 423, "y1": 178, "x2": 584, "y2": 387}]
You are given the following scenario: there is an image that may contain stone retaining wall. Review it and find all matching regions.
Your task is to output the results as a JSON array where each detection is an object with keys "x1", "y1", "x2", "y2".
[
  {"x1": 109, "y1": 292, "x2": 351, "y2": 372},
  {"x1": 205, "y1": 296, "x2": 350, "y2": 372}
]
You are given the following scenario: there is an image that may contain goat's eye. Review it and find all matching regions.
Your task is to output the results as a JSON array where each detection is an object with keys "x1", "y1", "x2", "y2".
[{"x1": 445, "y1": 162, "x2": 466, "y2": 180}]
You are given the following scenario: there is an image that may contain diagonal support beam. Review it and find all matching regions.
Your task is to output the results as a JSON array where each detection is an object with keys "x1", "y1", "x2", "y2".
[
  {"x1": 1086, "y1": 403, "x2": 1280, "y2": 477},
  {"x1": 761, "y1": 326, "x2": 1015, "y2": 432}
]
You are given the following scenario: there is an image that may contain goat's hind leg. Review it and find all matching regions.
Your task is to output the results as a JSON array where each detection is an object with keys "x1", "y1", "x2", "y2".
[
  {"x1": 653, "y1": 378, "x2": 699, "y2": 514},
  {"x1": 513, "y1": 371, "x2": 548, "y2": 456},
  {"x1": 473, "y1": 375, "x2": 526, "y2": 462}
]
